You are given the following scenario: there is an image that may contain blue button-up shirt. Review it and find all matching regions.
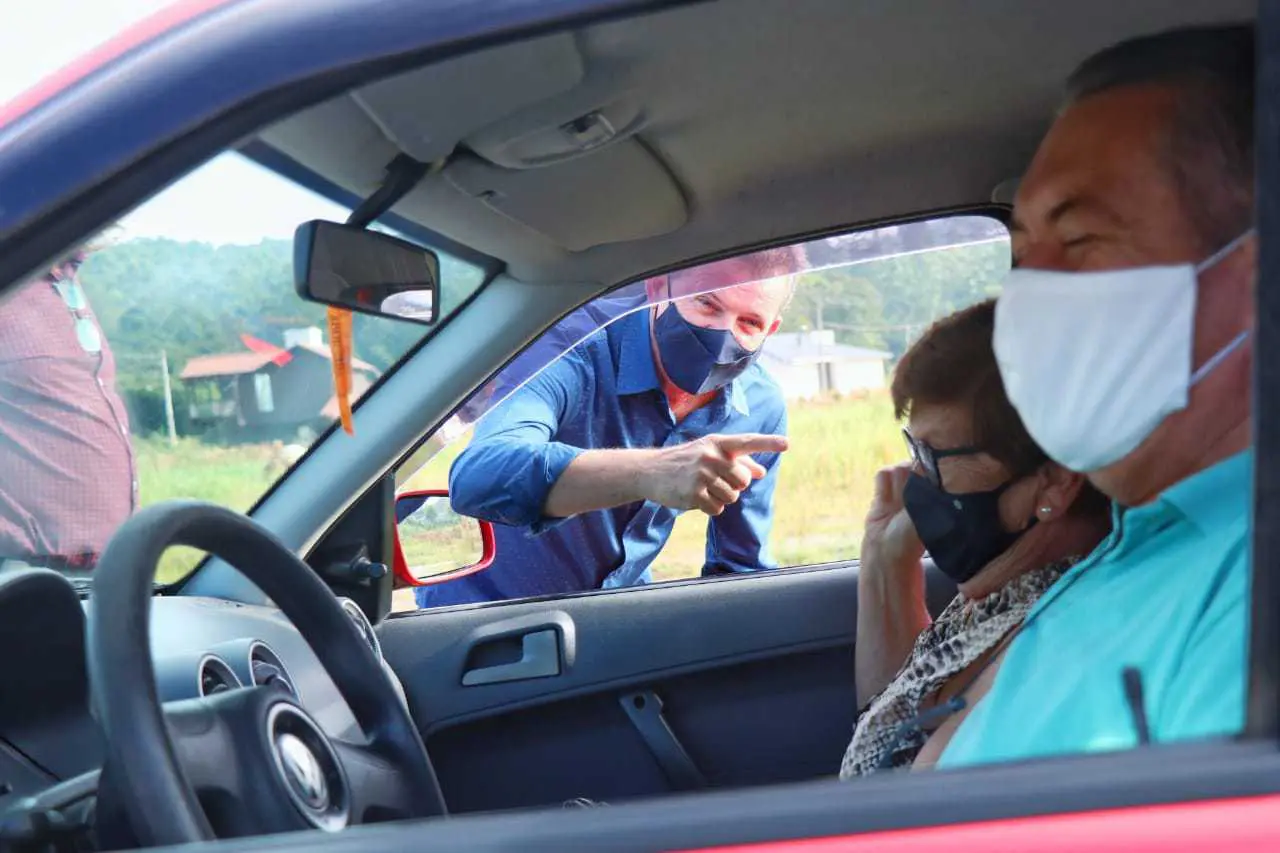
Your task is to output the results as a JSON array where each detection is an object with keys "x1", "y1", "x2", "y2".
[
  {"x1": 938, "y1": 448, "x2": 1252, "y2": 768},
  {"x1": 415, "y1": 297, "x2": 787, "y2": 608}
]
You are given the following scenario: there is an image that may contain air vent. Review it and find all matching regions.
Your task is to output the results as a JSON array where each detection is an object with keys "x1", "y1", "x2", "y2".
[
  {"x1": 338, "y1": 597, "x2": 382, "y2": 661},
  {"x1": 198, "y1": 655, "x2": 242, "y2": 697},
  {"x1": 248, "y1": 642, "x2": 297, "y2": 699}
]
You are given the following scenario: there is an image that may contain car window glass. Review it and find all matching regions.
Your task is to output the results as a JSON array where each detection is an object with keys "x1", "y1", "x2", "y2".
[
  {"x1": 393, "y1": 215, "x2": 1009, "y2": 611},
  {"x1": 0, "y1": 151, "x2": 486, "y2": 585}
]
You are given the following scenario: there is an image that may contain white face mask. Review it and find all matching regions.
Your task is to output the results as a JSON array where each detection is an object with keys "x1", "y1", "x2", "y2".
[{"x1": 993, "y1": 230, "x2": 1253, "y2": 473}]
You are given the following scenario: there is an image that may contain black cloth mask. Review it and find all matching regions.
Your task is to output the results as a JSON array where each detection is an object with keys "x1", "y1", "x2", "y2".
[
  {"x1": 902, "y1": 472, "x2": 1035, "y2": 585},
  {"x1": 651, "y1": 300, "x2": 761, "y2": 394}
]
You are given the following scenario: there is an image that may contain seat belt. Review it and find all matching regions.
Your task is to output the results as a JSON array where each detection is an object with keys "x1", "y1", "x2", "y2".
[{"x1": 620, "y1": 690, "x2": 707, "y2": 790}]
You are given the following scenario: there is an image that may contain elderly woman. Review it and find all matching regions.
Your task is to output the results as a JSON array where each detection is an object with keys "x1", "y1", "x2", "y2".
[{"x1": 839, "y1": 299, "x2": 1111, "y2": 777}]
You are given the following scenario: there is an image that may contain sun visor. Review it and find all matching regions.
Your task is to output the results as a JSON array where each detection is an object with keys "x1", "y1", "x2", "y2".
[
  {"x1": 443, "y1": 142, "x2": 688, "y2": 252},
  {"x1": 350, "y1": 33, "x2": 585, "y2": 163},
  {"x1": 257, "y1": 97, "x2": 400, "y2": 195}
]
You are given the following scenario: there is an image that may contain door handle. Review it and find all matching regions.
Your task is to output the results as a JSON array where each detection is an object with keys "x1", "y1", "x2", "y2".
[{"x1": 461, "y1": 629, "x2": 561, "y2": 686}]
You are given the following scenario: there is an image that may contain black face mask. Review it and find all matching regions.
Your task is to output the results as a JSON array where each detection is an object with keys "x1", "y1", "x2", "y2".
[{"x1": 902, "y1": 473, "x2": 1035, "y2": 585}]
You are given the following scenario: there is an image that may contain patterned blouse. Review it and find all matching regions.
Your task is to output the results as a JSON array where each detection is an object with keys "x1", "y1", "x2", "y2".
[{"x1": 838, "y1": 558, "x2": 1078, "y2": 778}]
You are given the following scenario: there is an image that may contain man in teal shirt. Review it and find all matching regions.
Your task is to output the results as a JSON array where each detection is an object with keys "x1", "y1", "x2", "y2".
[{"x1": 936, "y1": 24, "x2": 1256, "y2": 767}]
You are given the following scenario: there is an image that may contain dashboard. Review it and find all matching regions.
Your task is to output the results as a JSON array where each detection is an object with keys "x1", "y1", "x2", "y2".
[{"x1": 0, "y1": 569, "x2": 403, "y2": 817}]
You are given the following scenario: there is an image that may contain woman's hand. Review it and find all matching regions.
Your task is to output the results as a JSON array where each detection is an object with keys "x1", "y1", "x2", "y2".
[
  {"x1": 855, "y1": 462, "x2": 931, "y2": 704},
  {"x1": 861, "y1": 462, "x2": 925, "y2": 571}
]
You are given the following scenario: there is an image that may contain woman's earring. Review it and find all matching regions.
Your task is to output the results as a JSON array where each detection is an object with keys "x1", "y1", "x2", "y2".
[{"x1": 1038, "y1": 506, "x2": 1052, "y2": 517}]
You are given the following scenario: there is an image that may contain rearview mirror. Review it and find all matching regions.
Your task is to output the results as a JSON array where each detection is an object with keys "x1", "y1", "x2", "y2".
[
  {"x1": 392, "y1": 489, "x2": 495, "y2": 585},
  {"x1": 294, "y1": 220, "x2": 441, "y2": 324}
]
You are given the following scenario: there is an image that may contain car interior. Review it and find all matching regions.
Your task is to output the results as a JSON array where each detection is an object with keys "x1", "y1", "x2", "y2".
[{"x1": 0, "y1": 0, "x2": 1273, "y2": 851}]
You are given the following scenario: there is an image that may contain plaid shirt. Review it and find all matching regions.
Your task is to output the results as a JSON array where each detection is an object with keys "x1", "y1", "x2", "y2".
[{"x1": 0, "y1": 267, "x2": 136, "y2": 563}]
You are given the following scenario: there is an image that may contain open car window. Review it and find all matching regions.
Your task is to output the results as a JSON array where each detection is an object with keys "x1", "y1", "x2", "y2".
[{"x1": 392, "y1": 214, "x2": 1009, "y2": 607}]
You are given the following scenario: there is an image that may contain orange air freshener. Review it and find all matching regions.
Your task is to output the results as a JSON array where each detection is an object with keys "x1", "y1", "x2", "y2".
[{"x1": 327, "y1": 306, "x2": 355, "y2": 435}]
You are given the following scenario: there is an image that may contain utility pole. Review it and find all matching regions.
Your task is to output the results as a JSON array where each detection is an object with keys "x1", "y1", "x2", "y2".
[{"x1": 160, "y1": 350, "x2": 178, "y2": 446}]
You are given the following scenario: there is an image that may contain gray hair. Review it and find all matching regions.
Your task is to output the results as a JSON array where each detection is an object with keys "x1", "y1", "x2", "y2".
[{"x1": 1064, "y1": 24, "x2": 1254, "y2": 250}]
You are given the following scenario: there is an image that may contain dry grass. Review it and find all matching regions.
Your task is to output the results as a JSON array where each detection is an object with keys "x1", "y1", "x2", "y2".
[
  {"x1": 653, "y1": 393, "x2": 900, "y2": 578},
  {"x1": 398, "y1": 501, "x2": 486, "y2": 577},
  {"x1": 134, "y1": 438, "x2": 281, "y2": 582},
  {"x1": 402, "y1": 394, "x2": 903, "y2": 582}
]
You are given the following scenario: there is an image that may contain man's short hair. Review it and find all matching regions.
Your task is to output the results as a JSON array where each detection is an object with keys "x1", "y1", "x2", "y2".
[
  {"x1": 689, "y1": 242, "x2": 808, "y2": 284},
  {"x1": 744, "y1": 242, "x2": 809, "y2": 277},
  {"x1": 743, "y1": 242, "x2": 807, "y2": 308},
  {"x1": 669, "y1": 241, "x2": 808, "y2": 309},
  {"x1": 1064, "y1": 24, "x2": 1254, "y2": 249}
]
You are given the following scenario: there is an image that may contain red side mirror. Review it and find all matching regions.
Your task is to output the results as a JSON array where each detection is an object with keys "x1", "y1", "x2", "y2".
[{"x1": 392, "y1": 488, "x2": 496, "y2": 587}]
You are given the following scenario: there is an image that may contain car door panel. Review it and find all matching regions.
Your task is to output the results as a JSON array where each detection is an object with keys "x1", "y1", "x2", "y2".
[{"x1": 379, "y1": 560, "x2": 957, "y2": 813}]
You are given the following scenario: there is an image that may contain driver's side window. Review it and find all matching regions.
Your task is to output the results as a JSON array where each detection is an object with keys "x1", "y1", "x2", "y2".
[{"x1": 390, "y1": 215, "x2": 1010, "y2": 612}]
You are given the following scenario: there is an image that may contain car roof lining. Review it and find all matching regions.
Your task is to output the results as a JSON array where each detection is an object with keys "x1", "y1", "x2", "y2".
[{"x1": 254, "y1": 0, "x2": 1253, "y2": 287}]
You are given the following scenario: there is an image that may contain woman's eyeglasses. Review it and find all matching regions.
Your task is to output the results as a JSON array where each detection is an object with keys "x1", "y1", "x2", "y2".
[{"x1": 902, "y1": 428, "x2": 982, "y2": 489}]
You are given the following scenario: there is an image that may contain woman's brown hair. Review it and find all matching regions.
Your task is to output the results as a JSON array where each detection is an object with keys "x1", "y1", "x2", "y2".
[{"x1": 891, "y1": 298, "x2": 1110, "y2": 518}]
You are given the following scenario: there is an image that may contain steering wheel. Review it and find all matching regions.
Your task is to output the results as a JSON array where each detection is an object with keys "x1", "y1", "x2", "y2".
[{"x1": 87, "y1": 501, "x2": 447, "y2": 847}]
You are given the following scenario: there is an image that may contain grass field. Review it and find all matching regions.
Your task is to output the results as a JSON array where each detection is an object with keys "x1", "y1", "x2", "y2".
[
  {"x1": 136, "y1": 439, "x2": 287, "y2": 582},
  {"x1": 663, "y1": 393, "x2": 901, "y2": 577},
  {"x1": 399, "y1": 393, "x2": 903, "y2": 580},
  {"x1": 139, "y1": 394, "x2": 904, "y2": 586}
]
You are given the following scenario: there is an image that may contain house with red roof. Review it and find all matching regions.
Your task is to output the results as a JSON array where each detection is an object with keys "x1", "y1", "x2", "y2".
[{"x1": 179, "y1": 326, "x2": 379, "y2": 442}]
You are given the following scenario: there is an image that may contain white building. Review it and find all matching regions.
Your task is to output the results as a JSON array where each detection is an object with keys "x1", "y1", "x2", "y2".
[{"x1": 759, "y1": 330, "x2": 891, "y2": 400}]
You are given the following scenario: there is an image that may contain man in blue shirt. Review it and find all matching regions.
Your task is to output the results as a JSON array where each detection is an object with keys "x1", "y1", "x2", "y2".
[
  {"x1": 927, "y1": 25, "x2": 1257, "y2": 767},
  {"x1": 416, "y1": 248, "x2": 798, "y2": 608}
]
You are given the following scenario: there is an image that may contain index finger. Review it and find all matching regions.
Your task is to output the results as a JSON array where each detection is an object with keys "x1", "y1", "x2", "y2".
[
  {"x1": 873, "y1": 467, "x2": 896, "y2": 499},
  {"x1": 713, "y1": 433, "x2": 789, "y2": 457},
  {"x1": 889, "y1": 462, "x2": 914, "y2": 491}
]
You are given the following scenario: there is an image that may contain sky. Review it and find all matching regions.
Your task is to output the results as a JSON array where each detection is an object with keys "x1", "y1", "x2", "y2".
[{"x1": 0, "y1": 0, "x2": 349, "y2": 245}]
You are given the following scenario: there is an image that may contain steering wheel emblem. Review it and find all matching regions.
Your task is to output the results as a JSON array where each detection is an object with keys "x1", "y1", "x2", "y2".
[
  {"x1": 266, "y1": 704, "x2": 349, "y2": 830},
  {"x1": 277, "y1": 732, "x2": 329, "y2": 810}
]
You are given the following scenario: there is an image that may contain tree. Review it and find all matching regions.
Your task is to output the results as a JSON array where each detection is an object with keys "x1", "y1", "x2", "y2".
[{"x1": 780, "y1": 235, "x2": 1008, "y2": 359}]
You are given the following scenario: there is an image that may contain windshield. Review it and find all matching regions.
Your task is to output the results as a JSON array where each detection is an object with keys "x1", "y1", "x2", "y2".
[{"x1": 0, "y1": 151, "x2": 485, "y2": 584}]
